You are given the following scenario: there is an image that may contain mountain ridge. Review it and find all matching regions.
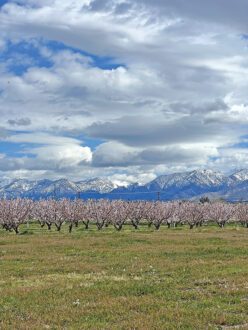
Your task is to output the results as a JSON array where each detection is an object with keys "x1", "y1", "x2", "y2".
[{"x1": 1, "y1": 169, "x2": 248, "y2": 201}]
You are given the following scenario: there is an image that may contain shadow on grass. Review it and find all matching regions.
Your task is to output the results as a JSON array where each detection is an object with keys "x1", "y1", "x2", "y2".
[{"x1": 19, "y1": 230, "x2": 34, "y2": 235}]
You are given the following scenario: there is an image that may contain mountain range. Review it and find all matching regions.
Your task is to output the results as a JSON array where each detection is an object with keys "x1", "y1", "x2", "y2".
[{"x1": 1, "y1": 169, "x2": 248, "y2": 201}]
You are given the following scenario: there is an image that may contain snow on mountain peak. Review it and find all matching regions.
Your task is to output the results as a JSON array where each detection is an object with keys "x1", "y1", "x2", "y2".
[
  {"x1": 230, "y1": 169, "x2": 248, "y2": 182},
  {"x1": 186, "y1": 169, "x2": 227, "y2": 186},
  {"x1": 146, "y1": 169, "x2": 227, "y2": 190},
  {"x1": 76, "y1": 177, "x2": 117, "y2": 193},
  {"x1": 1, "y1": 169, "x2": 248, "y2": 200},
  {"x1": 4, "y1": 179, "x2": 38, "y2": 192}
]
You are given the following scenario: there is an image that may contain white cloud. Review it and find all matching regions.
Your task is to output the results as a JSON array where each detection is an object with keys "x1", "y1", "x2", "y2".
[
  {"x1": 5, "y1": 133, "x2": 82, "y2": 145},
  {"x1": 0, "y1": 0, "x2": 248, "y2": 182},
  {"x1": 31, "y1": 144, "x2": 92, "y2": 166}
]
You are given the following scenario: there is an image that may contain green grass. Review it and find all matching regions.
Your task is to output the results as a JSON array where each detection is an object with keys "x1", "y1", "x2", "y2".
[{"x1": 0, "y1": 224, "x2": 248, "y2": 329}]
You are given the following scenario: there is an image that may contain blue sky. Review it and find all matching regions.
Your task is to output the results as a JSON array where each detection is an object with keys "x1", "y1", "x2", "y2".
[
  {"x1": 0, "y1": 0, "x2": 248, "y2": 184},
  {"x1": 0, "y1": 39, "x2": 123, "y2": 75},
  {"x1": 0, "y1": 0, "x2": 8, "y2": 7}
]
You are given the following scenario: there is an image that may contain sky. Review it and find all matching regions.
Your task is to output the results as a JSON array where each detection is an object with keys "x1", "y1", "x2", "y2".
[{"x1": 0, "y1": 0, "x2": 248, "y2": 185}]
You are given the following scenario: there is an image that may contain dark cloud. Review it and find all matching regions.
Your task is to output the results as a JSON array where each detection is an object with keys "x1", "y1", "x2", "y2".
[
  {"x1": 7, "y1": 117, "x2": 31, "y2": 126},
  {"x1": 140, "y1": 0, "x2": 248, "y2": 32},
  {"x1": 92, "y1": 144, "x2": 207, "y2": 168},
  {"x1": 114, "y1": 2, "x2": 132, "y2": 15},
  {"x1": 0, "y1": 126, "x2": 8, "y2": 138},
  {"x1": 86, "y1": 115, "x2": 235, "y2": 147},
  {"x1": 167, "y1": 99, "x2": 229, "y2": 115}
]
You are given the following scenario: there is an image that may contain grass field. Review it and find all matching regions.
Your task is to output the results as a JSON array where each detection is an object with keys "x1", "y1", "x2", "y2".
[{"x1": 0, "y1": 224, "x2": 248, "y2": 330}]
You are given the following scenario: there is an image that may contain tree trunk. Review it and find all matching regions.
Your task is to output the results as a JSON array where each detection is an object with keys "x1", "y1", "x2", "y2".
[{"x1": 56, "y1": 224, "x2": 61, "y2": 231}]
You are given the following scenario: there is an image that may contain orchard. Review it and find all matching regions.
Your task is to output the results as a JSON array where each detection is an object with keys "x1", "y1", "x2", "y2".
[{"x1": 0, "y1": 199, "x2": 248, "y2": 234}]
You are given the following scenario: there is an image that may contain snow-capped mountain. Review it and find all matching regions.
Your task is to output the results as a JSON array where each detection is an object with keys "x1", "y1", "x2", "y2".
[
  {"x1": 0, "y1": 178, "x2": 12, "y2": 189},
  {"x1": 229, "y1": 169, "x2": 248, "y2": 182},
  {"x1": 146, "y1": 169, "x2": 228, "y2": 190},
  {"x1": 0, "y1": 177, "x2": 119, "y2": 199},
  {"x1": 0, "y1": 179, "x2": 40, "y2": 198},
  {"x1": 113, "y1": 169, "x2": 248, "y2": 201},
  {"x1": 1, "y1": 170, "x2": 248, "y2": 201},
  {"x1": 76, "y1": 177, "x2": 117, "y2": 193},
  {"x1": 142, "y1": 169, "x2": 231, "y2": 199},
  {"x1": 32, "y1": 179, "x2": 80, "y2": 198}
]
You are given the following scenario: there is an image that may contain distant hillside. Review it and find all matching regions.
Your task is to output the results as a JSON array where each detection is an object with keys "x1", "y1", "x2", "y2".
[{"x1": 1, "y1": 169, "x2": 248, "y2": 201}]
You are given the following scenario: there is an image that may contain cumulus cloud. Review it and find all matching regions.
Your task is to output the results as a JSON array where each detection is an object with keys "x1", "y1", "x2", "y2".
[
  {"x1": 92, "y1": 141, "x2": 219, "y2": 168},
  {"x1": 0, "y1": 132, "x2": 92, "y2": 176},
  {"x1": 0, "y1": 0, "x2": 248, "y2": 182}
]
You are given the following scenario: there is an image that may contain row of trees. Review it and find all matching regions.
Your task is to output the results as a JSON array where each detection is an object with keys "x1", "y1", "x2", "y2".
[{"x1": 0, "y1": 199, "x2": 248, "y2": 234}]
